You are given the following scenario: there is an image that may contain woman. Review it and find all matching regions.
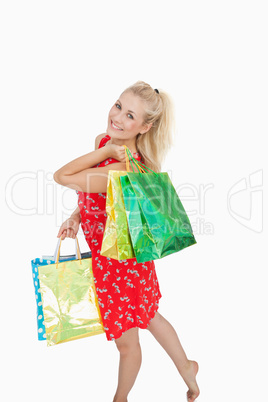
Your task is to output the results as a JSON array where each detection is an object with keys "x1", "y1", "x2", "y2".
[{"x1": 54, "y1": 81, "x2": 200, "y2": 402}]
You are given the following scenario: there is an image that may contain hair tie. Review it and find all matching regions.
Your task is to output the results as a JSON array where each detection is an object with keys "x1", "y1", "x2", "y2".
[{"x1": 154, "y1": 88, "x2": 159, "y2": 94}]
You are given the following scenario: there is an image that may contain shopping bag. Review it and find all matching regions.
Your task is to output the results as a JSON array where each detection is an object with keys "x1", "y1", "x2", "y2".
[
  {"x1": 120, "y1": 147, "x2": 197, "y2": 263},
  {"x1": 36, "y1": 236, "x2": 104, "y2": 346},
  {"x1": 100, "y1": 170, "x2": 136, "y2": 260},
  {"x1": 31, "y1": 239, "x2": 91, "y2": 341}
]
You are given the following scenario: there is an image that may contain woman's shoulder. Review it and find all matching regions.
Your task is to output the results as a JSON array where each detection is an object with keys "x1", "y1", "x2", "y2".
[{"x1": 95, "y1": 133, "x2": 109, "y2": 150}]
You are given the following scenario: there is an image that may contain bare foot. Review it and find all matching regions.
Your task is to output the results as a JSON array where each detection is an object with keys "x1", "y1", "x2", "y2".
[{"x1": 179, "y1": 360, "x2": 200, "y2": 401}]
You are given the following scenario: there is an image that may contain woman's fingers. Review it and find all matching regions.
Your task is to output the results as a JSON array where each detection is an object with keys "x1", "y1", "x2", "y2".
[
  {"x1": 67, "y1": 228, "x2": 76, "y2": 239},
  {"x1": 57, "y1": 218, "x2": 79, "y2": 239},
  {"x1": 57, "y1": 228, "x2": 64, "y2": 238},
  {"x1": 58, "y1": 229, "x2": 72, "y2": 240}
]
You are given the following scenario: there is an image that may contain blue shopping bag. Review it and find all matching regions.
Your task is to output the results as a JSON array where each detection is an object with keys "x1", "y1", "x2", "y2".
[{"x1": 31, "y1": 236, "x2": 91, "y2": 341}]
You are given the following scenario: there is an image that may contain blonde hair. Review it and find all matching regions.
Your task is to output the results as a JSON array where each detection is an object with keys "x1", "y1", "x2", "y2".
[{"x1": 122, "y1": 80, "x2": 175, "y2": 173}]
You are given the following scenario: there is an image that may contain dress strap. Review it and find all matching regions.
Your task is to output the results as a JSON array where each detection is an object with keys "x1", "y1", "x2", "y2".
[{"x1": 98, "y1": 134, "x2": 110, "y2": 149}]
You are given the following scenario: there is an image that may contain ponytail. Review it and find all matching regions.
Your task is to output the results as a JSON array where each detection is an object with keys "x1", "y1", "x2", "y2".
[{"x1": 122, "y1": 81, "x2": 175, "y2": 172}]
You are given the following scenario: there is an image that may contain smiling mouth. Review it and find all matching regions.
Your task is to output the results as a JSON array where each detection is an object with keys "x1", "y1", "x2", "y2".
[{"x1": 111, "y1": 120, "x2": 123, "y2": 131}]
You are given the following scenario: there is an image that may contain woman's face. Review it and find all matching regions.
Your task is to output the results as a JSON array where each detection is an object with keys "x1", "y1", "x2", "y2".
[{"x1": 107, "y1": 91, "x2": 151, "y2": 141}]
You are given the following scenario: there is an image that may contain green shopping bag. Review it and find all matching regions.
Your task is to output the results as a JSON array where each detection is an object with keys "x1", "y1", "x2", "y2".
[{"x1": 120, "y1": 146, "x2": 197, "y2": 263}]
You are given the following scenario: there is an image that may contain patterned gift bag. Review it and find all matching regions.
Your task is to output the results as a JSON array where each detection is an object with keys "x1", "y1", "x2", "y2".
[
  {"x1": 31, "y1": 237, "x2": 92, "y2": 341},
  {"x1": 36, "y1": 236, "x2": 104, "y2": 346}
]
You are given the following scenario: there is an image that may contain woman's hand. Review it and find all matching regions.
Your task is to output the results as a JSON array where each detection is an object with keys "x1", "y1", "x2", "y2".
[
  {"x1": 105, "y1": 143, "x2": 133, "y2": 162},
  {"x1": 57, "y1": 214, "x2": 80, "y2": 240}
]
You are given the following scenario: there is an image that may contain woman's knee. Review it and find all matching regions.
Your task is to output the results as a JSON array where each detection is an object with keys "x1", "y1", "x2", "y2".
[
  {"x1": 146, "y1": 311, "x2": 163, "y2": 332},
  {"x1": 115, "y1": 327, "x2": 140, "y2": 354}
]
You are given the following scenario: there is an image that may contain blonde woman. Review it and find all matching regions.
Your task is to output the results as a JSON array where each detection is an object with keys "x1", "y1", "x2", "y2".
[{"x1": 54, "y1": 81, "x2": 200, "y2": 402}]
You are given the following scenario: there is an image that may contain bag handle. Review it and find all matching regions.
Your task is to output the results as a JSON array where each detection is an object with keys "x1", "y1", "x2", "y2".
[
  {"x1": 54, "y1": 235, "x2": 82, "y2": 268},
  {"x1": 123, "y1": 145, "x2": 158, "y2": 176},
  {"x1": 123, "y1": 145, "x2": 147, "y2": 173}
]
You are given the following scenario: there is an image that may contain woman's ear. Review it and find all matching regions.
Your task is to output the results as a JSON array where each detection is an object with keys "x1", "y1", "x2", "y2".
[{"x1": 140, "y1": 122, "x2": 153, "y2": 134}]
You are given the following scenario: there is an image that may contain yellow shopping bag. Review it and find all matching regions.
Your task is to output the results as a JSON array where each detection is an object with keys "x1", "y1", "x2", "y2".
[
  {"x1": 38, "y1": 236, "x2": 104, "y2": 346},
  {"x1": 100, "y1": 170, "x2": 136, "y2": 260}
]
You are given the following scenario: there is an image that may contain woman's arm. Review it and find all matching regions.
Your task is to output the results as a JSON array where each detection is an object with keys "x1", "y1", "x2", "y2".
[
  {"x1": 53, "y1": 139, "x2": 140, "y2": 193},
  {"x1": 53, "y1": 147, "x2": 109, "y2": 179},
  {"x1": 70, "y1": 206, "x2": 81, "y2": 221},
  {"x1": 53, "y1": 161, "x2": 130, "y2": 193},
  {"x1": 53, "y1": 146, "x2": 140, "y2": 193}
]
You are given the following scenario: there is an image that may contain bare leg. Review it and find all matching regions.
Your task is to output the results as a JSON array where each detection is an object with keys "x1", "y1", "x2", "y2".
[
  {"x1": 146, "y1": 311, "x2": 200, "y2": 401},
  {"x1": 113, "y1": 327, "x2": 142, "y2": 402}
]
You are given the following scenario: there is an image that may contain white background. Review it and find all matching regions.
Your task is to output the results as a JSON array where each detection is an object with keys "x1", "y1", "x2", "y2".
[{"x1": 1, "y1": 1, "x2": 267, "y2": 401}]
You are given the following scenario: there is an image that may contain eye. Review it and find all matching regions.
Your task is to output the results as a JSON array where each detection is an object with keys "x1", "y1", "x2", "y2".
[
  {"x1": 128, "y1": 113, "x2": 134, "y2": 119},
  {"x1": 115, "y1": 103, "x2": 121, "y2": 109}
]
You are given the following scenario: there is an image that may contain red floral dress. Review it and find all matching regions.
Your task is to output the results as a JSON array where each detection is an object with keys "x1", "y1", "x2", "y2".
[{"x1": 76, "y1": 134, "x2": 162, "y2": 341}]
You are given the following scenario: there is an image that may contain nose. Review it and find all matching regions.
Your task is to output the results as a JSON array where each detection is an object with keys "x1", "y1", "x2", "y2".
[
  {"x1": 113, "y1": 117, "x2": 122, "y2": 126},
  {"x1": 113, "y1": 109, "x2": 123, "y2": 125}
]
